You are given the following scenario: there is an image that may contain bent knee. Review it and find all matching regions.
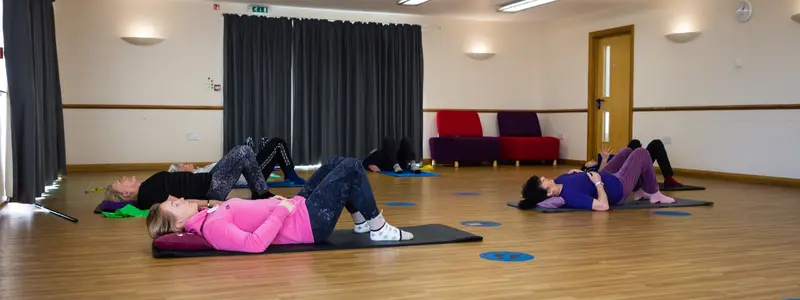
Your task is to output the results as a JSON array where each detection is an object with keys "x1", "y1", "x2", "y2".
[
  {"x1": 233, "y1": 145, "x2": 253, "y2": 153},
  {"x1": 270, "y1": 137, "x2": 287, "y2": 145}
]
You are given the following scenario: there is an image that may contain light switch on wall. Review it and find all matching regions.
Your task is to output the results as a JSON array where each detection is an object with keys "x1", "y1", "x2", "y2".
[
  {"x1": 187, "y1": 133, "x2": 200, "y2": 141},
  {"x1": 661, "y1": 136, "x2": 672, "y2": 145}
]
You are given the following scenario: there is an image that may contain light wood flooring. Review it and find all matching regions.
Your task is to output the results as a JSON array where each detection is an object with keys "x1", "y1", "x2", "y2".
[{"x1": 1, "y1": 165, "x2": 799, "y2": 300}]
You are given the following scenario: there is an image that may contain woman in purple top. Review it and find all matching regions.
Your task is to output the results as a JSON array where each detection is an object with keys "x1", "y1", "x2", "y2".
[{"x1": 518, "y1": 147, "x2": 675, "y2": 211}]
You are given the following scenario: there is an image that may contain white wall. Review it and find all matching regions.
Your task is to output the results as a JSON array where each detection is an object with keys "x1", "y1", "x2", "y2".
[
  {"x1": 55, "y1": 0, "x2": 544, "y2": 164},
  {"x1": 539, "y1": 0, "x2": 800, "y2": 179}
]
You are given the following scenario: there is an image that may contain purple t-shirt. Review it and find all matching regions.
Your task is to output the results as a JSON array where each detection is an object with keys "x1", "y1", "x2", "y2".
[{"x1": 554, "y1": 172, "x2": 623, "y2": 209}]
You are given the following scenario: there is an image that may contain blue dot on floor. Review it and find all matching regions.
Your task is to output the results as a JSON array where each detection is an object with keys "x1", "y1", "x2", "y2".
[
  {"x1": 461, "y1": 221, "x2": 501, "y2": 227},
  {"x1": 480, "y1": 251, "x2": 534, "y2": 262},
  {"x1": 384, "y1": 202, "x2": 416, "y2": 207},
  {"x1": 453, "y1": 192, "x2": 480, "y2": 196},
  {"x1": 653, "y1": 211, "x2": 692, "y2": 217}
]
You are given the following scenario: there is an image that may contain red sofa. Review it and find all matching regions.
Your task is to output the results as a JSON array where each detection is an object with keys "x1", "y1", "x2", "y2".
[{"x1": 497, "y1": 111, "x2": 560, "y2": 165}]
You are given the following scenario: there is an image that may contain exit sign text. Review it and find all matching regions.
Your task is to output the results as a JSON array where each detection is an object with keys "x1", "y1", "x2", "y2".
[{"x1": 248, "y1": 5, "x2": 269, "y2": 14}]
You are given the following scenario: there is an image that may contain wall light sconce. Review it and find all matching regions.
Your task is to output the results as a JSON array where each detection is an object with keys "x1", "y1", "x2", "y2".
[
  {"x1": 664, "y1": 31, "x2": 700, "y2": 43},
  {"x1": 791, "y1": 13, "x2": 800, "y2": 24},
  {"x1": 120, "y1": 36, "x2": 166, "y2": 46},
  {"x1": 464, "y1": 52, "x2": 496, "y2": 60}
]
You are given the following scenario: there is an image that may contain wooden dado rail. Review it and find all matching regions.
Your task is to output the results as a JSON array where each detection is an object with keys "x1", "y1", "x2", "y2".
[
  {"x1": 64, "y1": 104, "x2": 800, "y2": 112},
  {"x1": 63, "y1": 104, "x2": 224, "y2": 110},
  {"x1": 423, "y1": 104, "x2": 800, "y2": 113},
  {"x1": 64, "y1": 103, "x2": 800, "y2": 186}
]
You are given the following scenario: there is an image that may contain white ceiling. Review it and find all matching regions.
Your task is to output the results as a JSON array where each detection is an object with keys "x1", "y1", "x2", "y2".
[{"x1": 216, "y1": 0, "x2": 657, "y2": 22}]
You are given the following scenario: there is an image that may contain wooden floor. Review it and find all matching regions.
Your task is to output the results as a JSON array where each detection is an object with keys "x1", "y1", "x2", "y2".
[{"x1": 1, "y1": 165, "x2": 799, "y2": 300}]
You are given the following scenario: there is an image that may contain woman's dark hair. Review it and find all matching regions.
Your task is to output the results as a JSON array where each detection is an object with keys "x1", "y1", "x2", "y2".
[
  {"x1": 518, "y1": 176, "x2": 549, "y2": 209},
  {"x1": 627, "y1": 139, "x2": 642, "y2": 149}
]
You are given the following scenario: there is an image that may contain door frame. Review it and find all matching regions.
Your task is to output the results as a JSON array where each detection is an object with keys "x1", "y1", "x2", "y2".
[{"x1": 586, "y1": 24, "x2": 635, "y2": 160}]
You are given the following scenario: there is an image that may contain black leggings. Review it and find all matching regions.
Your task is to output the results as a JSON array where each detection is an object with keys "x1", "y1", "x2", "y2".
[
  {"x1": 362, "y1": 137, "x2": 416, "y2": 171},
  {"x1": 256, "y1": 137, "x2": 296, "y2": 178},
  {"x1": 298, "y1": 157, "x2": 381, "y2": 242},
  {"x1": 628, "y1": 139, "x2": 674, "y2": 177}
]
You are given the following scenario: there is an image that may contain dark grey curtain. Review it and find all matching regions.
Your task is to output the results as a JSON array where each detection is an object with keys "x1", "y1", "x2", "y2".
[
  {"x1": 292, "y1": 19, "x2": 423, "y2": 164},
  {"x1": 223, "y1": 15, "x2": 292, "y2": 152},
  {"x1": 3, "y1": 0, "x2": 66, "y2": 203}
]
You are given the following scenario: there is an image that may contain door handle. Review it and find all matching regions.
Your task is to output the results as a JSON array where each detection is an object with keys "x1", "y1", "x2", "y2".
[{"x1": 596, "y1": 98, "x2": 605, "y2": 110}]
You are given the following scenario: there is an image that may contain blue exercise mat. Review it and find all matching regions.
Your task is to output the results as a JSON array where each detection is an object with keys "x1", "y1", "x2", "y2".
[
  {"x1": 234, "y1": 180, "x2": 304, "y2": 189},
  {"x1": 377, "y1": 170, "x2": 440, "y2": 177}
]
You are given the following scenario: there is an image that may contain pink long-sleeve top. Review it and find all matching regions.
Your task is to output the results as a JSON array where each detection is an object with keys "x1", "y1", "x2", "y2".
[{"x1": 183, "y1": 197, "x2": 314, "y2": 253}]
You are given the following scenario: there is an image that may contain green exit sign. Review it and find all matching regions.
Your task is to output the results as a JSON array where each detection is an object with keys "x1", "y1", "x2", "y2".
[{"x1": 248, "y1": 4, "x2": 269, "y2": 14}]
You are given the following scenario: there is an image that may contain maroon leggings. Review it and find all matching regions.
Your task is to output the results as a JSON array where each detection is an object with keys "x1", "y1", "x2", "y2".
[{"x1": 602, "y1": 148, "x2": 660, "y2": 201}]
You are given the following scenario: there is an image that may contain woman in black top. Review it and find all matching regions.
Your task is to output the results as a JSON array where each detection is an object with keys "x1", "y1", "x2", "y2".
[{"x1": 105, "y1": 145, "x2": 277, "y2": 210}]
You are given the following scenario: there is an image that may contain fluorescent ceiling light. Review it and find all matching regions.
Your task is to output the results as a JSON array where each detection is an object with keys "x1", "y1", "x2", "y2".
[
  {"x1": 498, "y1": 0, "x2": 559, "y2": 13},
  {"x1": 398, "y1": 0, "x2": 430, "y2": 6}
]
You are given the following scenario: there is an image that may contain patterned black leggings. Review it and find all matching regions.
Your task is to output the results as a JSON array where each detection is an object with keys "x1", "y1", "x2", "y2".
[
  {"x1": 206, "y1": 146, "x2": 269, "y2": 200},
  {"x1": 299, "y1": 156, "x2": 381, "y2": 242},
  {"x1": 256, "y1": 137, "x2": 294, "y2": 177}
]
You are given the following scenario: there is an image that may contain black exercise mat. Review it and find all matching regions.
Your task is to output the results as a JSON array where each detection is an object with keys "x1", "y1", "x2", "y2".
[
  {"x1": 659, "y1": 183, "x2": 706, "y2": 191},
  {"x1": 152, "y1": 224, "x2": 483, "y2": 258},
  {"x1": 507, "y1": 198, "x2": 713, "y2": 213}
]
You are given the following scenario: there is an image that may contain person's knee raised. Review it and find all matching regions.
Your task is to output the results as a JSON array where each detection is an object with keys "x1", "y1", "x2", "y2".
[
  {"x1": 627, "y1": 139, "x2": 642, "y2": 149},
  {"x1": 326, "y1": 156, "x2": 346, "y2": 165},
  {"x1": 234, "y1": 145, "x2": 252, "y2": 154},
  {"x1": 342, "y1": 158, "x2": 362, "y2": 170},
  {"x1": 631, "y1": 147, "x2": 652, "y2": 159},
  {"x1": 649, "y1": 139, "x2": 664, "y2": 147}
]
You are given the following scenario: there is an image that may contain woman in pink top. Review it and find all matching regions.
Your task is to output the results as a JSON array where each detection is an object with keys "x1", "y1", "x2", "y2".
[{"x1": 146, "y1": 157, "x2": 415, "y2": 253}]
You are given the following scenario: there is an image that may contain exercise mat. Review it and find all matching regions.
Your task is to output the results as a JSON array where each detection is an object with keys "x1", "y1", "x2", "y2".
[
  {"x1": 659, "y1": 183, "x2": 706, "y2": 191},
  {"x1": 507, "y1": 198, "x2": 713, "y2": 213},
  {"x1": 153, "y1": 224, "x2": 483, "y2": 258},
  {"x1": 377, "y1": 170, "x2": 440, "y2": 177}
]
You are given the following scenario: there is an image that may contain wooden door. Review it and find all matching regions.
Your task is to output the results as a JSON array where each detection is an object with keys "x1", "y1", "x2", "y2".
[{"x1": 588, "y1": 27, "x2": 634, "y2": 159}]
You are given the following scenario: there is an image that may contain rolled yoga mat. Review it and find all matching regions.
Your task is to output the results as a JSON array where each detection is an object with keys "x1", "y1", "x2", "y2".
[
  {"x1": 658, "y1": 183, "x2": 706, "y2": 191},
  {"x1": 152, "y1": 224, "x2": 483, "y2": 258},
  {"x1": 507, "y1": 198, "x2": 713, "y2": 213}
]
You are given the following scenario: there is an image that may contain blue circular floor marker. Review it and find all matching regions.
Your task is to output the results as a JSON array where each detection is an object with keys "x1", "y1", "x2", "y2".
[
  {"x1": 461, "y1": 221, "x2": 501, "y2": 227},
  {"x1": 653, "y1": 211, "x2": 692, "y2": 217},
  {"x1": 480, "y1": 251, "x2": 534, "y2": 262},
  {"x1": 453, "y1": 192, "x2": 480, "y2": 196},
  {"x1": 384, "y1": 202, "x2": 416, "y2": 207}
]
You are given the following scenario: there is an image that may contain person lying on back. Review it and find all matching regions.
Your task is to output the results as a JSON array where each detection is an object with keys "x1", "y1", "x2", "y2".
[
  {"x1": 147, "y1": 157, "x2": 414, "y2": 253},
  {"x1": 104, "y1": 145, "x2": 276, "y2": 210},
  {"x1": 517, "y1": 147, "x2": 675, "y2": 211}
]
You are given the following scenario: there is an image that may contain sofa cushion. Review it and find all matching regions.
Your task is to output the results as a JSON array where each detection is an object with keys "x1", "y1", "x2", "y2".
[
  {"x1": 499, "y1": 136, "x2": 560, "y2": 161},
  {"x1": 497, "y1": 111, "x2": 542, "y2": 137},
  {"x1": 436, "y1": 110, "x2": 483, "y2": 137}
]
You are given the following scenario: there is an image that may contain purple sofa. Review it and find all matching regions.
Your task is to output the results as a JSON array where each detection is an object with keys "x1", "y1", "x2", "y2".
[{"x1": 428, "y1": 110, "x2": 500, "y2": 167}]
